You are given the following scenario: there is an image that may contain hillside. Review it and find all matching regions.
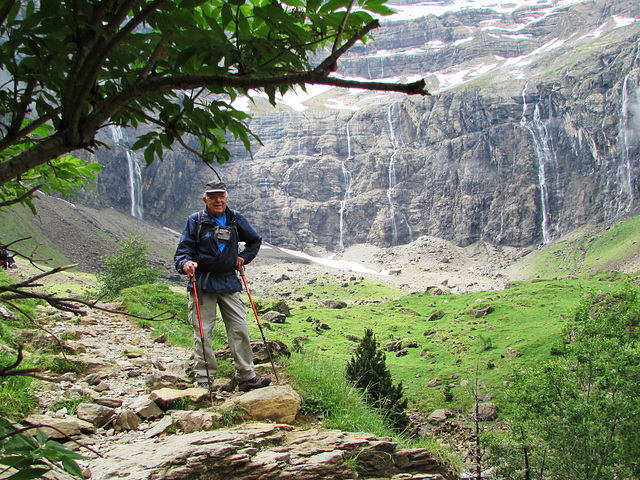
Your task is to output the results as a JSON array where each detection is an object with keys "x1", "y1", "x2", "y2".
[
  {"x1": 4, "y1": 192, "x2": 640, "y2": 294},
  {"x1": 4, "y1": 196, "x2": 640, "y2": 478},
  {"x1": 2, "y1": 193, "x2": 525, "y2": 294}
]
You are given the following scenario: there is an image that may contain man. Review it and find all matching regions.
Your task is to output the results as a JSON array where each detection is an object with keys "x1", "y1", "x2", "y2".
[{"x1": 174, "y1": 180, "x2": 271, "y2": 392}]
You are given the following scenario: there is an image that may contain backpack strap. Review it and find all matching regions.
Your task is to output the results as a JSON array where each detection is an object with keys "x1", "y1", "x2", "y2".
[{"x1": 196, "y1": 209, "x2": 205, "y2": 245}]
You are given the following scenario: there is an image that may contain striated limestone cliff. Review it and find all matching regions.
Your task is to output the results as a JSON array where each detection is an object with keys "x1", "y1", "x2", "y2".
[{"x1": 80, "y1": 0, "x2": 640, "y2": 252}]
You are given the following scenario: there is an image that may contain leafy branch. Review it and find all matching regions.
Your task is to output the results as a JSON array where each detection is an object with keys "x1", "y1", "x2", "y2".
[{"x1": 0, "y1": 0, "x2": 430, "y2": 197}]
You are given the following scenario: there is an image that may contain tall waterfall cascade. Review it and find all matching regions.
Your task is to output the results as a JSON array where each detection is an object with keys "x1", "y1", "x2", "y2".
[
  {"x1": 614, "y1": 75, "x2": 635, "y2": 218},
  {"x1": 521, "y1": 84, "x2": 555, "y2": 245},
  {"x1": 109, "y1": 125, "x2": 144, "y2": 220},
  {"x1": 386, "y1": 103, "x2": 400, "y2": 245},
  {"x1": 338, "y1": 122, "x2": 354, "y2": 251}
]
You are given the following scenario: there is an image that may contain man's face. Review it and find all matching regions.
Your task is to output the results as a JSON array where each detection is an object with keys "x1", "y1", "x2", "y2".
[{"x1": 204, "y1": 192, "x2": 227, "y2": 217}]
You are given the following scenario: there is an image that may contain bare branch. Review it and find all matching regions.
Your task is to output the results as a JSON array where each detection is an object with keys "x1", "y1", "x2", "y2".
[
  {"x1": 333, "y1": 0, "x2": 357, "y2": 54},
  {"x1": 6, "y1": 264, "x2": 78, "y2": 290},
  {"x1": 0, "y1": 344, "x2": 53, "y2": 380},
  {"x1": 2, "y1": 301, "x2": 69, "y2": 361},
  {"x1": 2, "y1": 286, "x2": 177, "y2": 322},
  {"x1": 316, "y1": 19, "x2": 379, "y2": 75},
  {"x1": 1, "y1": 236, "x2": 31, "y2": 249},
  {"x1": 136, "y1": 30, "x2": 174, "y2": 84}
]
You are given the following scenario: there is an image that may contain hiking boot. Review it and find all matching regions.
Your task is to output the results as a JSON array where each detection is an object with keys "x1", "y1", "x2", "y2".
[{"x1": 238, "y1": 376, "x2": 271, "y2": 392}]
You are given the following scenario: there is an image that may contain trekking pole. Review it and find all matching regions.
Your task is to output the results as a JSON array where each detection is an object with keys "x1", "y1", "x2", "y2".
[
  {"x1": 239, "y1": 265, "x2": 280, "y2": 384},
  {"x1": 190, "y1": 276, "x2": 214, "y2": 405}
]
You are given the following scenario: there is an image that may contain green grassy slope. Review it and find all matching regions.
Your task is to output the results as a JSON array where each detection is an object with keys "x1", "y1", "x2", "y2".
[{"x1": 247, "y1": 272, "x2": 631, "y2": 414}]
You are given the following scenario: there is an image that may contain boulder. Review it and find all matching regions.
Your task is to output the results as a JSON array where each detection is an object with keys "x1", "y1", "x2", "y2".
[
  {"x1": 75, "y1": 403, "x2": 115, "y2": 427},
  {"x1": 23, "y1": 414, "x2": 95, "y2": 439},
  {"x1": 144, "y1": 416, "x2": 173, "y2": 439},
  {"x1": 427, "y1": 378, "x2": 441, "y2": 387},
  {"x1": 130, "y1": 397, "x2": 164, "y2": 420},
  {"x1": 172, "y1": 410, "x2": 224, "y2": 433},
  {"x1": 468, "y1": 403, "x2": 498, "y2": 421},
  {"x1": 262, "y1": 311, "x2": 286, "y2": 323},
  {"x1": 428, "y1": 409, "x2": 453, "y2": 425},
  {"x1": 94, "y1": 396, "x2": 123, "y2": 408},
  {"x1": 149, "y1": 387, "x2": 210, "y2": 410},
  {"x1": 323, "y1": 300, "x2": 347, "y2": 309},
  {"x1": 225, "y1": 385, "x2": 301, "y2": 424},
  {"x1": 113, "y1": 410, "x2": 142, "y2": 432}
]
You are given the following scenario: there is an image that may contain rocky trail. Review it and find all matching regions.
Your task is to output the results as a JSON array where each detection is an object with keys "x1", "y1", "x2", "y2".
[{"x1": 15, "y1": 302, "x2": 459, "y2": 480}]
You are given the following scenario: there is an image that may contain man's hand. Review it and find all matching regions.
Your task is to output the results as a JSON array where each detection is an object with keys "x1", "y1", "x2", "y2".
[
  {"x1": 183, "y1": 260, "x2": 198, "y2": 277},
  {"x1": 236, "y1": 257, "x2": 245, "y2": 272}
]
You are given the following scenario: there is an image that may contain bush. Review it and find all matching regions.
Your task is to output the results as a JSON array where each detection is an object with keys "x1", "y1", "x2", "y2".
[
  {"x1": 346, "y1": 328, "x2": 409, "y2": 433},
  {"x1": 98, "y1": 236, "x2": 161, "y2": 297},
  {"x1": 495, "y1": 286, "x2": 640, "y2": 480}
]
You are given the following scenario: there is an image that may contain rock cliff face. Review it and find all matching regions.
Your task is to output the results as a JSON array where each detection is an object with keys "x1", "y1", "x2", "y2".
[{"x1": 82, "y1": 0, "x2": 640, "y2": 251}]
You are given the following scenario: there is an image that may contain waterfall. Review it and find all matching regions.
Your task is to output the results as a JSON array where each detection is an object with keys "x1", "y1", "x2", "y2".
[
  {"x1": 338, "y1": 122, "x2": 354, "y2": 251},
  {"x1": 386, "y1": 103, "x2": 400, "y2": 245},
  {"x1": 109, "y1": 124, "x2": 144, "y2": 219},
  {"x1": 110, "y1": 125, "x2": 123, "y2": 144},
  {"x1": 614, "y1": 75, "x2": 634, "y2": 216},
  {"x1": 520, "y1": 83, "x2": 529, "y2": 124},
  {"x1": 126, "y1": 151, "x2": 144, "y2": 220},
  {"x1": 521, "y1": 85, "x2": 556, "y2": 244},
  {"x1": 338, "y1": 163, "x2": 353, "y2": 251}
]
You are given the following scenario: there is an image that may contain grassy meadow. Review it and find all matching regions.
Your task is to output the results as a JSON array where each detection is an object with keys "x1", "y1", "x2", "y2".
[{"x1": 242, "y1": 271, "x2": 633, "y2": 414}]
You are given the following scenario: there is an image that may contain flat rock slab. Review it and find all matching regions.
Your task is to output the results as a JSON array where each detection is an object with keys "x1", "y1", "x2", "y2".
[{"x1": 87, "y1": 423, "x2": 456, "y2": 480}]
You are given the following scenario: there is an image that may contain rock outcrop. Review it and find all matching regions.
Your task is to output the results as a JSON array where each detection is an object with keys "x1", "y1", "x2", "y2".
[{"x1": 88, "y1": 423, "x2": 457, "y2": 480}]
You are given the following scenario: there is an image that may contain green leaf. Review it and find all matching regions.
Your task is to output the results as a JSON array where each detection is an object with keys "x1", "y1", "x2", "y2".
[
  {"x1": 221, "y1": 3, "x2": 233, "y2": 28},
  {"x1": 5, "y1": 468, "x2": 51, "y2": 480}
]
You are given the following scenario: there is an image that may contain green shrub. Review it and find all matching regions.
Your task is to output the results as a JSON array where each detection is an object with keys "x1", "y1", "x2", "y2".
[
  {"x1": 98, "y1": 236, "x2": 161, "y2": 297},
  {"x1": 496, "y1": 285, "x2": 640, "y2": 480},
  {"x1": 346, "y1": 328, "x2": 409, "y2": 433}
]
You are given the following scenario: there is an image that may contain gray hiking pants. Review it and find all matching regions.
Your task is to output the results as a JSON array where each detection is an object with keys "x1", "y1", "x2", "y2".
[{"x1": 188, "y1": 291, "x2": 256, "y2": 383}]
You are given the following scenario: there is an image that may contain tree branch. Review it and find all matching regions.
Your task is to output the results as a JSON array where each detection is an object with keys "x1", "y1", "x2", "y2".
[
  {"x1": 0, "y1": 0, "x2": 16, "y2": 26},
  {"x1": 0, "y1": 184, "x2": 42, "y2": 208},
  {"x1": 333, "y1": 0, "x2": 357, "y2": 54},
  {"x1": 316, "y1": 19, "x2": 380, "y2": 75},
  {"x1": 72, "y1": 0, "x2": 168, "y2": 132},
  {"x1": 2, "y1": 300, "x2": 70, "y2": 361},
  {"x1": 0, "y1": 109, "x2": 59, "y2": 152},
  {"x1": 136, "y1": 30, "x2": 174, "y2": 84}
]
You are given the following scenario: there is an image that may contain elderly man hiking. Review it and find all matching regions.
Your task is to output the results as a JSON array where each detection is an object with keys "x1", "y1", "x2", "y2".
[{"x1": 174, "y1": 180, "x2": 271, "y2": 392}]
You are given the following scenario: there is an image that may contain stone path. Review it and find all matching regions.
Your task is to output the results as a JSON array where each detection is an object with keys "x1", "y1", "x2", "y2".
[{"x1": 17, "y1": 303, "x2": 458, "y2": 480}]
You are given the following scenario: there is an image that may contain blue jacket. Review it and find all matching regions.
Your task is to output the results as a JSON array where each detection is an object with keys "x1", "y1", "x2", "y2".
[{"x1": 174, "y1": 207, "x2": 262, "y2": 294}]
